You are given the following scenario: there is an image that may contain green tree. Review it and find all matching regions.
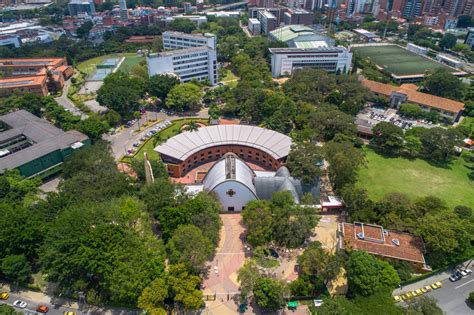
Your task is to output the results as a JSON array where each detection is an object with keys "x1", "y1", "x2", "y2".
[
  {"x1": 423, "y1": 69, "x2": 465, "y2": 100},
  {"x1": 399, "y1": 103, "x2": 425, "y2": 118},
  {"x1": 419, "y1": 127, "x2": 462, "y2": 162},
  {"x1": 298, "y1": 241, "x2": 344, "y2": 286},
  {"x1": 146, "y1": 74, "x2": 180, "y2": 102},
  {"x1": 347, "y1": 251, "x2": 400, "y2": 296},
  {"x1": 167, "y1": 264, "x2": 203, "y2": 310},
  {"x1": 165, "y1": 83, "x2": 202, "y2": 112},
  {"x1": 309, "y1": 106, "x2": 357, "y2": 141},
  {"x1": 454, "y1": 205, "x2": 472, "y2": 219},
  {"x1": 137, "y1": 278, "x2": 168, "y2": 315},
  {"x1": 237, "y1": 259, "x2": 261, "y2": 301},
  {"x1": 96, "y1": 71, "x2": 145, "y2": 118},
  {"x1": 325, "y1": 141, "x2": 365, "y2": 191},
  {"x1": 241, "y1": 200, "x2": 272, "y2": 246},
  {"x1": 1, "y1": 254, "x2": 32, "y2": 285},
  {"x1": 405, "y1": 296, "x2": 443, "y2": 315},
  {"x1": 403, "y1": 135, "x2": 423, "y2": 157},
  {"x1": 253, "y1": 277, "x2": 287, "y2": 312},
  {"x1": 372, "y1": 122, "x2": 404, "y2": 154},
  {"x1": 76, "y1": 21, "x2": 93, "y2": 39},
  {"x1": 469, "y1": 291, "x2": 474, "y2": 303},
  {"x1": 168, "y1": 18, "x2": 196, "y2": 33},
  {"x1": 167, "y1": 225, "x2": 214, "y2": 273},
  {"x1": 286, "y1": 142, "x2": 324, "y2": 184},
  {"x1": 439, "y1": 33, "x2": 457, "y2": 50},
  {"x1": 76, "y1": 116, "x2": 109, "y2": 141},
  {"x1": 0, "y1": 305, "x2": 21, "y2": 315}
]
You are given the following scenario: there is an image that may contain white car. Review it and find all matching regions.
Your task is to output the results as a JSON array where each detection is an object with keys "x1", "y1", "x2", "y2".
[
  {"x1": 13, "y1": 300, "x2": 27, "y2": 308},
  {"x1": 460, "y1": 269, "x2": 472, "y2": 277}
]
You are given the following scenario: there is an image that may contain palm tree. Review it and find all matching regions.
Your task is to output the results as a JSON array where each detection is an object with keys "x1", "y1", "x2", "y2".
[{"x1": 187, "y1": 121, "x2": 199, "y2": 132}]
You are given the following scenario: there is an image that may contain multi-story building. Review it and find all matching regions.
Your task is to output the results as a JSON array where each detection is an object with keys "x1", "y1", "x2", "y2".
[
  {"x1": 282, "y1": 8, "x2": 313, "y2": 25},
  {"x1": 0, "y1": 110, "x2": 90, "y2": 178},
  {"x1": 257, "y1": 10, "x2": 277, "y2": 34},
  {"x1": 269, "y1": 46, "x2": 353, "y2": 77},
  {"x1": 465, "y1": 27, "x2": 474, "y2": 50},
  {"x1": 361, "y1": 78, "x2": 465, "y2": 123},
  {"x1": 0, "y1": 57, "x2": 73, "y2": 87},
  {"x1": 147, "y1": 47, "x2": 218, "y2": 85},
  {"x1": 119, "y1": 0, "x2": 129, "y2": 22},
  {"x1": 269, "y1": 25, "x2": 335, "y2": 48},
  {"x1": 162, "y1": 31, "x2": 216, "y2": 50},
  {"x1": 0, "y1": 35, "x2": 20, "y2": 48},
  {"x1": 248, "y1": 18, "x2": 262, "y2": 35},
  {"x1": 68, "y1": 0, "x2": 96, "y2": 16},
  {"x1": 0, "y1": 76, "x2": 48, "y2": 97}
]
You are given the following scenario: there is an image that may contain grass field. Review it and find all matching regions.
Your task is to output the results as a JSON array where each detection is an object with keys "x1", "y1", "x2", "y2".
[
  {"x1": 77, "y1": 53, "x2": 139, "y2": 75},
  {"x1": 220, "y1": 69, "x2": 239, "y2": 88},
  {"x1": 356, "y1": 148, "x2": 474, "y2": 208},
  {"x1": 118, "y1": 55, "x2": 145, "y2": 72},
  {"x1": 352, "y1": 45, "x2": 454, "y2": 76}
]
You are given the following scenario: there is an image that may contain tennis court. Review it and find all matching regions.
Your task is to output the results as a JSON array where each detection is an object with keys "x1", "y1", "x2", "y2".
[{"x1": 352, "y1": 45, "x2": 454, "y2": 76}]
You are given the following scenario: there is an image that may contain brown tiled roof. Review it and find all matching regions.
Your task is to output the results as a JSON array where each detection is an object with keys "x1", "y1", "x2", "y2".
[
  {"x1": 0, "y1": 75, "x2": 46, "y2": 87},
  {"x1": 399, "y1": 83, "x2": 418, "y2": 91},
  {"x1": 361, "y1": 79, "x2": 464, "y2": 114},
  {"x1": 341, "y1": 222, "x2": 426, "y2": 264}
]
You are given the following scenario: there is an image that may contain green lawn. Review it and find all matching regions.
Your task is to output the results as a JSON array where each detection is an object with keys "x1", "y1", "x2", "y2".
[
  {"x1": 352, "y1": 45, "x2": 454, "y2": 76},
  {"x1": 220, "y1": 69, "x2": 239, "y2": 88},
  {"x1": 122, "y1": 118, "x2": 208, "y2": 163},
  {"x1": 356, "y1": 148, "x2": 474, "y2": 208},
  {"x1": 118, "y1": 55, "x2": 145, "y2": 72}
]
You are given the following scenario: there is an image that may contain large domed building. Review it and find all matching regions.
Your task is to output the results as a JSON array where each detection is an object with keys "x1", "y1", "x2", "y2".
[{"x1": 154, "y1": 124, "x2": 319, "y2": 211}]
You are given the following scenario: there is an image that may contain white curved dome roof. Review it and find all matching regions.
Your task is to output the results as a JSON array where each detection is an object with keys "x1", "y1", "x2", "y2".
[{"x1": 155, "y1": 125, "x2": 292, "y2": 162}]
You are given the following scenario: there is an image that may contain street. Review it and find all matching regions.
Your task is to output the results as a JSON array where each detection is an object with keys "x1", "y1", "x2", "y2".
[
  {"x1": 54, "y1": 80, "x2": 88, "y2": 120},
  {"x1": 424, "y1": 276, "x2": 474, "y2": 314},
  {"x1": 0, "y1": 290, "x2": 140, "y2": 315}
]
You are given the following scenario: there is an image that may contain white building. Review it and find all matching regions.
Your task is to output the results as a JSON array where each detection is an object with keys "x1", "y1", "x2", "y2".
[
  {"x1": 0, "y1": 35, "x2": 21, "y2": 48},
  {"x1": 269, "y1": 47, "x2": 352, "y2": 77},
  {"x1": 118, "y1": 0, "x2": 129, "y2": 22},
  {"x1": 164, "y1": 15, "x2": 207, "y2": 26},
  {"x1": 163, "y1": 31, "x2": 216, "y2": 51},
  {"x1": 248, "y1": 18, "x2": 261, "y2": 36},
  {"x1": 406, "y1": 43, "x2": 428, "y2": 55},
  {"x1": 147, "y1": 46, "x2": 218, "y2": 85},
  {"x1": 464, "y1": 27, "x2": 474, "y2": 50}
]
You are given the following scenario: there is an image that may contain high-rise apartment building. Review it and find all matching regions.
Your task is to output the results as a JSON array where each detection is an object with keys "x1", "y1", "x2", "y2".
[{"x1": 119, "y1": 0, "x2": 129, "y2": 22}]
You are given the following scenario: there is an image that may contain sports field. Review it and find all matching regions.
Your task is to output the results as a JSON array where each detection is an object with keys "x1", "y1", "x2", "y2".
[
  {"x1": 356, "y1": 148, "x2": 474, "y2": 209},
  {"x1": 352, "y1": 45, "x2": 454, "y2": 76}
]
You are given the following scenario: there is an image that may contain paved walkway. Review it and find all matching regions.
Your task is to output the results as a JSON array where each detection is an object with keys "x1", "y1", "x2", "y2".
[{"x1": 54, "y1": 79, "x2": 87, "y2": 120}]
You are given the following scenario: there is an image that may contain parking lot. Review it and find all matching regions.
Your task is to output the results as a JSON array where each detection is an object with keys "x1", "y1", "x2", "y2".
[
  {"x1": 357, "y1": 107, "x2": 439, "y2": 131},
  {"x1": 125, "y1": 119, "x2": 171, "y2": 156}
]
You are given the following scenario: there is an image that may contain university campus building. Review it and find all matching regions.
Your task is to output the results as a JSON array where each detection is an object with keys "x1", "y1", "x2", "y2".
[
  {"x1": 361, "y1": 78, "x2": 465, "y2": 123},
  {"x1": 338, "y1": 222, "x2": 431, "y2": 273},
  {"x1": 154, "y1": 124, "x2": 320, "y2": 211},
  {"x1": 147, "y1": 31, "x2": 218, "y2": 85},
  {"x1": 0, "y1": 57, "x2": 74, "y2": 96},
  {"x1": 0, "y1": 110, "x2": 90, "y2": 178}
]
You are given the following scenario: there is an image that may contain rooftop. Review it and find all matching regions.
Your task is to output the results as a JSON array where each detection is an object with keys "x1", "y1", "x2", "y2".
[
  {"x1": 155, "y1": 125, "x2": 292, "y2": 162},
  {"x1": 148, "y1": 46, "x2": 210, "y2": 58},
  {"x1": 0, "y1": 57, "x2": 65, "y2": 68},
  {"x1": 340, "y1": 222, "x2": 427, "y2": 265},
  {"x1": 163, "y1": 31, "x2": 215, "y2": 39},
  {"x1": 0, "y1": 76, "x2": 46, "y2": 88},
  {"x1": 269, "y1": 25, "x2": 331, "y2": 44},
  {"x1": 361, "y1": 78, "x2": 465, "y2": 113},
  {"x1": 0, "y1": 110, "x2": 88, "y2": 173},
  {"x1": 269, "y1": 46, "x2": 347, "y2": 54}
]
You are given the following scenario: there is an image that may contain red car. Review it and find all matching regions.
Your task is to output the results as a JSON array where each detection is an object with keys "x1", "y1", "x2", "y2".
[{"x1": 36, "y1": 305, "x2": 49, "y2": 313}]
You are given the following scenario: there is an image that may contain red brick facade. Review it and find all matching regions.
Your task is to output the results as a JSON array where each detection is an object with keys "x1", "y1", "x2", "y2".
[{"x1": 162, "y1": 144, "x2": 284, "y2": 177}]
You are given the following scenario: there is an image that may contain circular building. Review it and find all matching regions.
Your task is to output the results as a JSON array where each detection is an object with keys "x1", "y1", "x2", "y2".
[{"x1": 155, "y1": 125, "x2": 292, "y2": 178}]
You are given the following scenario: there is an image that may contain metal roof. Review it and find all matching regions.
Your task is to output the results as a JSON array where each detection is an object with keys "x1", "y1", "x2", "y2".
[
  {"x1": 0, "y1": 110, "x2": 88, "y2": 172},
  {"x1": 203, "y1": 153, "x2": 257, "y2": 196},
  {"x1": 155, "y1": 125, "x2": 292, "y2": 161}
]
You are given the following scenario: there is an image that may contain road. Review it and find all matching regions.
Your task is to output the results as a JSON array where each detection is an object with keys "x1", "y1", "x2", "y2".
[
  {"x1": 54, "y1": 80, "x2": 88, "y2": 120},
  {"x1": 424, "y1": 276, "x2": 474, "y2": 314},
  {"x1": 0, "y1": 290, "x2": 140, "y2": 315}
]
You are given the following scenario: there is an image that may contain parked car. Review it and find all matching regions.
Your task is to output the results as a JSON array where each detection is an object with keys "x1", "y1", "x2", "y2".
[
  {"x1": 393, "y1": 295, "x2": 401, "y2": 302},
  {"x1": 13, "y1": 300, "x2": 27, "y2": 308},
  {"x1": 460, "y1": 269, "x2": 472, "y2": 277},
  {"x1": 0, "y1": 292, "x2": 9, "y2": 299},
  {"x1": 431, "y1": 282, "x2": 442, "y2": 289},
  {"x1": 414, "y1": 289, "x2": 423, "y2": 296},
  {"x1": 36, "y1": 305, "x2": 49, "y2": 313},
  {"x1": 132, "y1": 142, "x2": 141, "y2": 147},
  {"x1": 421, "y1": 285, "x2": 432, "y2": 293},
  {"x1": 64, "y1": 312, "x2": 76, "y2": 315},
  {"x1": 449, "y1": 273, "x2": 462, "y2": 282}
]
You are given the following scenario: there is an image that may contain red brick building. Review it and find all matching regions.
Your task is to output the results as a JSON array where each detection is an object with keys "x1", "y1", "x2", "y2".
[{"x1": 339, "y1": 222, "x2": 431, "y2": 273}]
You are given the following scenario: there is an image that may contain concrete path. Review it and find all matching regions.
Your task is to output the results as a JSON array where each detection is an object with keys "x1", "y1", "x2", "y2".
[{"x1": 54, "y1": 79, "x2": 88, "y2": 119}]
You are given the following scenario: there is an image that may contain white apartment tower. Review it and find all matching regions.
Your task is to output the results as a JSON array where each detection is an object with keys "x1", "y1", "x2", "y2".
[
  {"x1": 119, "y1": 0, "x2": 129, "y2": 22},
  {"x1": 147, "y1": 31, "x2": 218, "y2": 85}
]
